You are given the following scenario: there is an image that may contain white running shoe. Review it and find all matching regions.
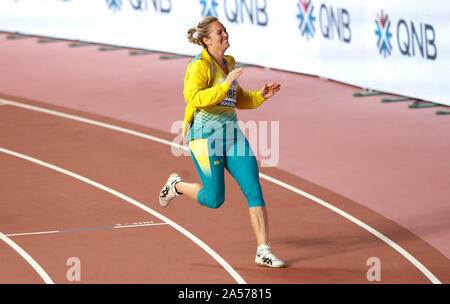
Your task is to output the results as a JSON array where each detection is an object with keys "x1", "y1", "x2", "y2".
[
  {"x1": 159, "y1": 173, "x2": 183, "y2": 207},
  {"x1": 255, "y1": 243, "x2": 286, "y2": 268}
]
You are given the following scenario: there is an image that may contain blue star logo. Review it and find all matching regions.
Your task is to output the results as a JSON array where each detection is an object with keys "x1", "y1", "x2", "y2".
[
  {"x1": 106, "y1": 0, "x2": 122, "y2": 13},
  {"x1": 375, "y1": 11, "x2": 393, "y2": 57},
  {"x1": 296, "y1": 0, "x2": 316, "y2": 41},
  {"x1": 200, "y1": 0, "x2": 219, "y2": 18}
]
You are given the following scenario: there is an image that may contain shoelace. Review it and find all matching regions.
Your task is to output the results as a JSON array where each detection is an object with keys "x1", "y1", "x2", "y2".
[
  {"x1": 258, "y1": 250, "x2": 276, "y2": 259},
  {"x1": 257, "y1": 243, "x2": 272, "y2": 253},
  {"x1": 257, "y1": 244, "x2": 282, "y2": 263},
  {"x1": 257, "y1": 244, "x2": 273, "y2": 257}
]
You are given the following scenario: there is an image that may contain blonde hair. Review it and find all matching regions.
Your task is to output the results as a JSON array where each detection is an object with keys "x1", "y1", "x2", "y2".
[{"x1": 187, "y1": 16, "x2": 218, "y2": 49}]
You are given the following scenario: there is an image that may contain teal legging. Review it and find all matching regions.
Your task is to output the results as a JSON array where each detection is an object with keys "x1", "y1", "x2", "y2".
[{"x1": 189, "y1": 133, "x2": 265, "y2": 209}]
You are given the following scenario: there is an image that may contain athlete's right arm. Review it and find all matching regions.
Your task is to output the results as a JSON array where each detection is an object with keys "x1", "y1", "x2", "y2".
[{"x1": 184, "y1": 60, "x2": 231, "y2": 109}]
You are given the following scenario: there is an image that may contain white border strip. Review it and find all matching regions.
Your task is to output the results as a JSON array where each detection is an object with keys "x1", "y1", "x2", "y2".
[
  {"x1": 0, "y1": 232, "x2": 54, "y2": 284},
  {"x1": 0, "y1": 99, "x2": 442, "y2": 284},
  {"x1": 0, "y1": 147, "x2": 246, "y2": 284}
]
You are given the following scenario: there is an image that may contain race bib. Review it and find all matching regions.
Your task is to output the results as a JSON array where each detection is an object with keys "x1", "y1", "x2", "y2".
[{"x1": 218, "y1": 79, "x2": 237, "y2": 108}]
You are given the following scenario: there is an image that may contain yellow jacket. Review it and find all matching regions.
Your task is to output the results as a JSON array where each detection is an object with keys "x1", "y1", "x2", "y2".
[{"x1": 182, "y1": 49, "x2": 266, "y2": 140}]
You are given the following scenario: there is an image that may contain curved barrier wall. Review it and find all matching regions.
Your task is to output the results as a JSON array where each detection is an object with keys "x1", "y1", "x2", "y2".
[{"x1": 1, "y1": 0, "x2": 449, "y2": 106}]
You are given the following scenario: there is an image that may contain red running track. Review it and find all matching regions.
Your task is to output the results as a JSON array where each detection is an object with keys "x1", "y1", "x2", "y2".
[{"x1": 0, "y1": 32, "x2": 449, "y2": 284}]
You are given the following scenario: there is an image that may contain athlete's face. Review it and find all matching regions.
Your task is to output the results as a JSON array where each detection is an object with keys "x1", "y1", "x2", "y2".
[{"x1": 203, "y1": 21, "x2": 229, "y2": 52}]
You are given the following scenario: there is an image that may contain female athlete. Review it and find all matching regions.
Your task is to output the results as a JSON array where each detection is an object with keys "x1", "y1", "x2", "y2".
[{"x1": 159, "y1": 16, "x2": 284, "y2": 268}]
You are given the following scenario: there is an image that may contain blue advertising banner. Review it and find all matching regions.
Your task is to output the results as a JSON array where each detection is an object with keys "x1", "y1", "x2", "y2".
[{"x1": 1, "y1": 0, "x2": 449, "y2": 106}]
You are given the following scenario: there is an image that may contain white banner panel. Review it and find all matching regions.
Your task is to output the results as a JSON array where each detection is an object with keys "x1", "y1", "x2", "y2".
[{"x1": 1, "y1": 0, "x2": 449, "y2": 106}]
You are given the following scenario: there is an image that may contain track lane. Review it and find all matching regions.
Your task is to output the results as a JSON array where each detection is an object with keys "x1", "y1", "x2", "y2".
[
  {"x1": 0, "y1": 99, "x2": 448, "y2": 283},
  {"x1": 0, "y1": 236, "x2": 48, "y2": 283},
  {"x1": 0, "y1": 98, "x2": 444, "y2": 283},
  {"x1": 0, "y1": 151, "x2": 237, "y2": 283},
  {"x1": 1, "y1": 30, "x2": 449, "y2": 266}
]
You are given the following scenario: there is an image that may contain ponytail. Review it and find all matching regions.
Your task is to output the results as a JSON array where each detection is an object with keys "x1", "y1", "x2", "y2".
[{"x1": 187, "y1": 16, "x2": 218, "y2": 49}]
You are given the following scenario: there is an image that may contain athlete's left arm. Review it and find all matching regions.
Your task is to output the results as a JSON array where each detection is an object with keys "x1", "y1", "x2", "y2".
[
  {"x1": 238, "y1": 81, "x2": 281, "y2": 109},
  {"x1": 225, "y1": 56, "x2": 266, "y2": 109},
  {"x1": 236, "y1": 85, "x2": 266, "y2": 109}
]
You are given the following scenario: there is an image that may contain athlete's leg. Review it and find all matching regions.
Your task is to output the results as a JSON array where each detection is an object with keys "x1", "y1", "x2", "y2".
[
  {"x1": 175, "y1": 181, "x2": 202, "y2": 202},
  {"x1": 225, "y1": 135, "x2": 267, "y2": 243},
  {"x1": 225, "y1": 134, "x2": 285, "y2": 267},
  {"x1": 185, "y1": 138, "x2": 226, "y2": 208},
  {"x1": 249, "y1": 206, "x2": 269, "y2": 246},
  {"x1": 225, "y1": 135, "x2": 265, "y2": 207}
]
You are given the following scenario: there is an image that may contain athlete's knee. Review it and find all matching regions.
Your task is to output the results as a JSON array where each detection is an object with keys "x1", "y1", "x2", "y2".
[
  {"x1": 242, "y1": 181, "x2": 263, "y2": 201},
  {"x1": 207, "y1": 192, "x2": 225, "y2": 209},
  {"x1": 197, "y1": 188, "x2": 225, "y2": 209}
]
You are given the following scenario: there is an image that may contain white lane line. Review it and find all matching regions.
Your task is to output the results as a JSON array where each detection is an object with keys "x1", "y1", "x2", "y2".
[
  {"x1": 114, "y1": 222, "x2": 168, "y2": 229},
  {"x1": 260, "y1": 174, "x2": 442, "y2": 284},
  {"x1": 0, "y1": 147, "x2": 246, "y2": 284},
  {"x1": 5, "y1": 222, "x2": 169, "y2": 237},
  {"x1": 0, "y1": 98, "x2": 442, "y2": 284},
  {"x1": 0, "y1": 232, "x2": 54, "y2": 284},
  {"x1": 5, "y1": 223, "x2": 168, "y2": 237},
  {"x1": 0, "y1": 99, "x2": 180, "y2": 149},
  {"x1": 5, "y1": 230, "x2": 60, "y2": 238}
]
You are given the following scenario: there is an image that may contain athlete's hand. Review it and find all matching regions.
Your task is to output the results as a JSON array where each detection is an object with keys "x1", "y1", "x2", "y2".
[
  {"x1": 260, "y1": 82, "x2": 281, "y2": 99},
  {"x1": 226, "y1": 68, "x2": 243, "y2": 86}
]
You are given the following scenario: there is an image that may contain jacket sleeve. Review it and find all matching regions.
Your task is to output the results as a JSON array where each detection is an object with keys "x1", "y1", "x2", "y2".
[
  {"x1": 236, "y1": 85, "x2": 266, "y2": 109},
  {"x1": 224, "y1": 56, "x2": 266, "y2": 109},
  {"x1": 183, "y1": 59, "x2": 231, "y2": 109}
]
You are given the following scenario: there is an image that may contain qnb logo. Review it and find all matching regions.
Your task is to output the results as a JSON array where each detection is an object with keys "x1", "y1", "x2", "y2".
[
  {"x1": 296, "y1": 1, "x2": 352, "y2": 43},
  {"x1": 130, "y1": 0, "x2": 171, "y2": 13},
  {"x1": 397, "y1": 19, "x2": 437, "y2": 60},
  {"x1": 106, "y1": 0, "x2": 171, "y2": 13},
  {"x1": 296, "y1": 0, "x2": 316, "y2": 40},
  {"x1": 319, "y1": 4, "x2": 351, "y2": 43},
  {"x1": 375, "y1": 10, "x2": 393, "y2": 57},
  {"x1": 106, "y1": 0, "x2": 123, "y2": 13},
  {"x1": 375, "y1": 10, "x2": 437, "y2": 60},
  {"x1": 201, "y1": 0, "x2": 268, "y2": 26}
]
